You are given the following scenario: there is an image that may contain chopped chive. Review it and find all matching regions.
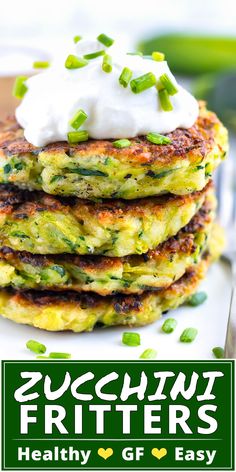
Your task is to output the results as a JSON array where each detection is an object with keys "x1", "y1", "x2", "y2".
[
  {"x1": 127, "y1": 51, "x2": 143, "y2": 56},
  {"x1": 26, "y1": 340, "x2": 46, "y2": 355},
  {"x1": 140, "y1": 348, "x2": 157, "y2": 359},
  {"x1": 97, "y1": 33, "x2": 114, "y2": 47},
  {"x1": 122, "y1": 332, "x2": 141, "y2": 347},
  {"x1": 33, "y1": 61, "x2": 50, "y2": 69},
  {"x1": 188, "y1": 291, "x2": 207, "y2": 306},
  {"x1": 119, "y1": 67, "x2": 133, "y2": 87},
  {"x1": 159, "y1": 73, "x2": 178, "y2": 96},
  {"x1": 73, "y1": 35, "x2": 82, "y2": 43},
  {"x1": 212, "y1": 347, "x2": 225, "y2": 359},
  {"x1": 161, "y1": 318, "x2": 177, "y2": 334},
  {"x1": 12, "y1": 76, "x2": 28, "y2": 99},
  {"x1": 102, "y1": 54, "x2": 112, "y2": 73},
  {"x1": 67, "y1": 130, "x2": 89, "y2": 144},
  {"x1": 37, "y1": 356, "x2": 49, "y2": 359},
  {"x1": 130, "y1": 72, "x2": 156, "y2": 94},
  {"x1": 113, "y1": 139, "x2": 131, "y2": 149},
  {"x1": 69, "y1": 109, "x2": 88, "y2": 130},
  {"x1": 49, "y1": 352, "x2": 71, "y2": 359},
  {"x1": 152, "y1": 51, "x2": 165, "y2": 61},
  {"x1": 158, "y1": 88, "x2": 173, "y2": 111},
  {"x1": 146, "y1": 132, "x2": 171, "y2": 145},
  {"x1": 180, "y1": 328, "x2": 198, "y2": 343},
  {"x1": 83, "y1": 50, "x2": 105, "y2": 60},
  {"x1": 65, "y1": 55, "x2": 88, "y2": 69}
]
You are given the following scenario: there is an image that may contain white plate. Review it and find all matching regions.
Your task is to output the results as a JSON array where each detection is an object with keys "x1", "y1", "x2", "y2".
[{"x1": 0, "y1": 260, "x2": 231, "y2": 361}]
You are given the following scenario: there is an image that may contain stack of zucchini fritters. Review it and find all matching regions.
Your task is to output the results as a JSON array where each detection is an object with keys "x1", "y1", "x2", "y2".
[{"x1": 0, "y1": 103, "x2": 228, "y2": 332}]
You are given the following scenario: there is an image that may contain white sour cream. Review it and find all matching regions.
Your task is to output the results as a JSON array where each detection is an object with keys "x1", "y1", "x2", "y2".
[{"x1": 15, "y1": 38, "x2": 199, "y2": 147}]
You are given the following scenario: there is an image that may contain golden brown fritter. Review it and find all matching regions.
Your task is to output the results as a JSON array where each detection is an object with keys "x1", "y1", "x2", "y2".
[
  {"x1": 0, "y1": 182, "x2": 213, "y2": 256},
  {"x1": 0, "y1": 104, "x2": 227, "y2": 199}
]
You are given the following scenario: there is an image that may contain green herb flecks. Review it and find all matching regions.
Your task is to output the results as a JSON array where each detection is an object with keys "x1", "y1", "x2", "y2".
[
  {"x1": 83, "y1": 50, "x2": 105, "y2": 60},
  {"x1": 188, "y1": 291, "x2": 207, "y2": 306},
  {"x1": 146, "y1": 132, "x2": 171, "y2": 145},
  {"x1": 26, "y1": 339, "x2": 46, "y2": 355},
  {"x1": 180, "y1": 328, "x2": 198, "y2": 343},
  {"x1": 49, "y1": 352, "x2": 71, "y2": 359},
  {"x1": 161, "y1": 318, "x2": 177, "y2": 333},
  {"x1": 67, "y1": 130, "x2": 89, "y2": 144},
  {"x1": 69, "y1": 109, "x2": 88, "y2": 130},
  {"x1": 97, "y1": 34, "x2": 114, "y2": 47},
  {"x1": 102, "y1": 54, "x2": 112, "y2": 73},
  {"x1": 130, "y1": 72, "x2": 156, "y2": 94},
  {"x1": 33, "y1": 61, "x2": 50, "y2": 69},
  {"x1": 68, "y1": 168, "x2": 108, "y2": 177},
  {"x1": 152, "y1": 51, "x2": 165, "y2": 61},
  {"x1": 119, "y1": 67, "x2": 133, "y2": 88},
  {"x1": 159, "y1": 73, "x2": 178, "y2": 95},
  {"x1": 212, "y1": 347, "x2": 225, "y2": 359},
  {"x1": 158, "y1": 88, "x2": 173, "y2": 111},
  {"x1": 122, "y1": 332, "x2": 141, "y2": 347},
  {"x1": 140, "y1": 348, "x2": 157, "y2": 359},
  {"x1": 113, "y1": 139, "x2": 131, "y2": 149},
  {"x1": 73, "y1": 35, "x2": 82, "y2": 43},
  {"x1": 65, "y1": 55, "x2": 88, "y2": 69},
  {"x1": 12, "y1": 76, "x2": 28, "y2": 99}
]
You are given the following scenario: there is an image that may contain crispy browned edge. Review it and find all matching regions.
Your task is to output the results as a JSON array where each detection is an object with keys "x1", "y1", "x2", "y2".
[
  {"x1": 0, "y1": 193, "x2": 214, "y2": 274},
  {"x1": 0, "y1": 103, "x2": 222, "y2": 166},
  {"x1": 1, "y1": 253, "x2": 210, "y2": 314},
  {"x1": 0, "y1": 179, "x2": 213, "y2": 223}
]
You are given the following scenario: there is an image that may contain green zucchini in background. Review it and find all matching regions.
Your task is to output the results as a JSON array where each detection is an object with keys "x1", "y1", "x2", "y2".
[
  {"x1": 193, "y1": 71, "x2": 236, "y2": 131},
  {"x1": 139, "y1": 34, "x2": 236, "y2": 74}
]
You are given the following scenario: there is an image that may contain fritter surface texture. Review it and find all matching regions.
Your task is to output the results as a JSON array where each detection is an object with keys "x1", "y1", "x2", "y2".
[
  {"x1": 0, "y1": 196, "x2": 215, "y2": 294},
  {"x1": 0, "y1": 182, "x2": 213, "y2": 256},
  {"x1": 0, "y1": 104, "x2": 227, "y2": 199}
]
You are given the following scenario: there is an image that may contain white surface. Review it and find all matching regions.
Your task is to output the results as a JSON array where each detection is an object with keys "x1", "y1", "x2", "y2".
[{"x1": 0, "y1": 260, "x2": 231, "y2": 361}]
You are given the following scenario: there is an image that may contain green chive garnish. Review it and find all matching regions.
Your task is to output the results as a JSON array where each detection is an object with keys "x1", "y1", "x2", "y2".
[
  {"x1": 97, "y1": 34, "x2": 114, "y2": 48},
  {"x1": 146, "y1": 132, "x2": 171, "y2": 145},
  {"x1": 37, "y1": 356, "x2": 49, "y2": 359},
  {"x1": 67, "y1": 130, "x2": 89, "y2": 144},
  {"x1": 161, "y1": 318, "x2": 177, "y2": 333},
  {"x1": 12, "y1": 76, "x2": 28, "y2": 99},
  {"x1": 119, "y1": 67, "x2": 133, "y2": 87},
  {"x1": 127, "y1": 51, "x2": 143, "y2": 56},
  {"x1": 26, "y1": 340, "x2": 46, "y2": 355},
  {"x1": 65, "y1": 55, "x2": 88, "y2": 69},
  {"x1": 158, "y1": 89, "x2": 173, "y2": 111},
  {"x1": 212, "y1": 347, "x2": 225, "y2": 359},
  {"x1": 159, "y1": 73, "x2": 178, "y2": 96},
  {"x1": 152, "y1": 51, "x2": 165, "y2": 61},
  {"x1": 122, "y1": 332, "x2": 141, "y2": 347},
  {"x1": 113, "y1": 139, "x2": 131, "y2": 149},
  {"x1": 69, "y1": 109, "x2": 88, "y2": 130},
  {"x1": 180, "y1": 328, "x2": 198, "y2": 343},
  {"x1": 140, "y1": 348, "x2": 157, "y2": 359},
  {"x1": 74, "y1": 35, "x2": 82, "y2": 43},
  {"x1": 83, "y1": 50, "x2": 105, "y2": 60},
  {"x1": 102, "y1": 54, "x2": 112, "y2": 73},
  {"x1": 33, "y1": 61, "x2": 50, "y2": 69},
  {"x1": 130, "y1": 72, "x2": 156, "y2": 93},
  {"x1": 49, "y1": 352, "x2": 71, "y2": 359},
  {"x1": 188, "y1": 291, "x2": 207, "y2": 306}
]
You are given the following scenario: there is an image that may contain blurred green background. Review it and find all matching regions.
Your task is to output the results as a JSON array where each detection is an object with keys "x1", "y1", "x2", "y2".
[{"x1": 139, "y1": 34, "x2": 236, "y2": 132}]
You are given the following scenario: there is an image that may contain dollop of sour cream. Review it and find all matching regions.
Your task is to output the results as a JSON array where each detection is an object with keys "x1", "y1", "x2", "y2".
[{"x1": 15, "y1": 38, "x2": 199, "y2": 147}]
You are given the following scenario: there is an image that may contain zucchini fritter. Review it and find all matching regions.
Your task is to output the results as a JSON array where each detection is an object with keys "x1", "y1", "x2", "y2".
[
  {"x1": 0, "y1": 197, "x2": 215, "y2": 294},
  {"x1": 0, "y1": 105, "x2": 227, "y2": 199},
  {"x1": 0, "y1": 256, "x2": 211, "y2": 332},
  {"x1": 0, "y1": 182, "x2": 213, "y2": 256}
]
